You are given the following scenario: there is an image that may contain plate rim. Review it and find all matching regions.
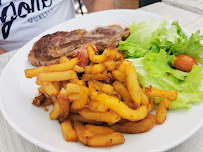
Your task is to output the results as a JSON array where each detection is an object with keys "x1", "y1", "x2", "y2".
[{"x1": 0, "y1": 9, "x2": 202, "y2": 152}]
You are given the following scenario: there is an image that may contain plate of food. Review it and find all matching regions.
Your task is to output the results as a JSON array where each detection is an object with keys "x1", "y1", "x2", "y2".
[{"x1": 0, "y1": 10, "x2": 203, "y2": 152}]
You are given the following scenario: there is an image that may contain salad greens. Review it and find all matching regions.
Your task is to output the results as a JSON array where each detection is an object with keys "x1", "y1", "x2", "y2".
[{"x1": 119, "y1": 19, "x2": 203, "y2": 109}]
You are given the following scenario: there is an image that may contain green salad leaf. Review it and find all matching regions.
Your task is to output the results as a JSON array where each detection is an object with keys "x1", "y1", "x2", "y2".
[
  {"x1": 128, "y1": 51, "x2": 203, "y2": 109},
  {"x1": 120, "y1": 19, "x2": 203, "y2": 109}
]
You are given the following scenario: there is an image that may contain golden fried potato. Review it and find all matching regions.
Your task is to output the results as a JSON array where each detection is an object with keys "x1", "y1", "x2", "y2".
[
  {"x1": 69, "y1": 78, "x2": 86, "y2": 86},
  {"x1": 143, "y1": 87, "x2": 178, "y2": 100},
  {"x1": 82, "y1": 74, "x2": 110, "y2": 83},
  {"x1": 61, "y1": 119, "x2": 77, "y2": 142},
  {"x1": 111, "y1": 90, "x2": 122, "y2": 100},
  {"x1": 91, "y1": 92, "x2": 148, "y2": 121},
  {"x1": 70, "y1": 86, "x2": 89, "y2": 113},
  {"x1": 110, "y1": 114, "x2": 156, "y2": 134},
  {"x1": 92, "y1": 80, "x2": 113, "y2": 95},
  {"x1": 141, "y1": 90, "x2": 149, "y2": 106},
  {"x1": 25, "y1": 58, "x2": 78, "y2": 78},
  {"x1": 68, "y1": 93, "x2": 80, "y2": 101},
  {"x1": 69, "y1": 114, "x2": 102, "y2": 125},
  {"x1": 59, "y1": 56, "x2": 69, "y2": 63},
  {"x1": 73, "y1": 65, "x2": 85, "y2": 73},
  {"x1": 85, "y1": 66, "x2": 92, "y2": 74},
  {"x1": 66, "y1": 83, "x2": 81, "y2": 94},
  {"x1": 156, "y1": 99, "x2": 171, "y2": 124},
  {"x1": 87, "y1": 45, "x2": 106, "y2": 63},
  {"x1": 38, "y1": 86, "x2": 47, "y2": 94},
  {"x1": 88, "y1": 100, "x2": 109, "y2": 112},
  {"x1": 37, "y1": 70, "x2": 77, "y2": 82},
  {"x1": 112, "y1": 81, "x2": 132, "y2": 102},
  {"x1": 104, "y1": 61, "x2": 116, "y2": 71},
  {"x1": 86, "y1": 132, "x2": 125, "y2": 147},
  {"x1": 57, "y1": 94, "x2": 70, "y2": 123},
  {"x1": 125, "y1": 65, "x2": 142, "y2": 106},
  {"x1": 91, "y1": 64, "x2": 106, "y2": 74},
  {"x1": 118, "y1": 60, "x2": 132, "y2": 72},
  {"x1": 41, "y1": 97, "x2": 53, "y2": 107},
  {"x1": 74, "y1": 121, "x2": 88, "y2": 145},
  {"x1": 147, "y1": 98, "x2": 156, "y2": 112},
  {"x1": 78, "y1": 108, "x2": 121, "y2": 125},
  {"x1": 112, "y1": 70, "x2": 125, "y2": 82},
  {"x1": 84, "y1": 125, "x2": 114, "y2": 135},
  {"x1": 50, "y1": 103, "x2": 60, "y2": 120},
  {"x1": 32, "y1": 94, "x2": 46, "y2": 107},
  {"x1": 41, "y1": 82, "x2": 59, "y2": 96}
]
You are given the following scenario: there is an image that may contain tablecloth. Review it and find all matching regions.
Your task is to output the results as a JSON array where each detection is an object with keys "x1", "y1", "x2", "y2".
[{"x1": 0, "y1": 2, "x2": 203, "y2": 152}]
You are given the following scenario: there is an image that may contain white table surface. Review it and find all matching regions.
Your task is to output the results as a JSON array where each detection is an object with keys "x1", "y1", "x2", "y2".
[{"x1": 0, "y1": 2, "x2": 203, "y2": 152}]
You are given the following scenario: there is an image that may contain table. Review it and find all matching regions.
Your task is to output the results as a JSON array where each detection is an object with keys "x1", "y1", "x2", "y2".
[{"x1": 0, "y1": 2, "x2": 203, "y2": 152}]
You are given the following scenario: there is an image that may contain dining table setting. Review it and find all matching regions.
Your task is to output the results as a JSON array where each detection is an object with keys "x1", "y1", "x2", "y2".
[{"x1": 0, "y1": 1, "x2": 203, "y2": 152}]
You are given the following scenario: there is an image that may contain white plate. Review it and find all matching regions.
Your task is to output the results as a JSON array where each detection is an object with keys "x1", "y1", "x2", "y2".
[{"x1": 0, "y1": 10, "x2": 203, "y2": 152}]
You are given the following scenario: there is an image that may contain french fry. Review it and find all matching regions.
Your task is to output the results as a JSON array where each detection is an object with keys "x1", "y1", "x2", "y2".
[
  {"x1": 32, "y1": 94, "x2": 45, "y2": 107},
  {"x1": 103, "y1": 48, "x2": 117, "y2": 61},
  {"x1": 41, "y1": 97, "x2": 53, "y2": 107},
  {"x1": 73, "y1": 65, "x2": 85, "y2": 73},
  {"x1": 37, "y1": 70, "x2": 77, "y2": 82},
  {"x1": 57, "y1": 93, "x2": 70, "y2": 123},
  {"x1": 144, "y1": 87, "x2": 178, "y2": 100},
  {"x1": 69, "y1": 78, "x2": 86, "y2": 86},
  {"x1": 86, "y1": 132, "x2": 125, "y2": 147},
  {"x1": 115, "y1": 51, "x2": 124, "y2": 62},
  {"x1": 104, "y1": 61, "x2": 116, "y2": 71},
  {"x1": 91, "y1": 64, "x2": 106, "y2": 74},
  {"x1": 61, "y1": 119, "x2": 77, "y2": 142},
  {"x1": 88, "y1": 81, "x2": 97, "y2": 96},
  {"x1": 84, "y1": 125, "x2": 114, "y2": 135},
  {"x1": 68, "y1": 93, "x2": 80, "y2": 101},
  {"x1": 141, "y1": 90, "x2": 149, "y2": 106},
  {"x1": 59, "y1": 56, "x2": 69, "y2": 63},
  {"x1": 118, "y1": 60, "x2": 132, "y2": 72},
  {"x1": 147, "y1": 98, "x2": 156, "y2": 112},
  {"x1": 156, "y1": 99, "x2": 171, "y2": 124},
  {"x1": 91, "y1": 92, "x2": 148, "y2": 121},
  {"x1": 74, "y1": 121, "x2": 88, "y2": 145},
  {"x1": 112, "y1": 81, "x2": 132, "y2": 102},
  {"x1": 38, "y1": 86, "x2": 47, "y2": 94},
  {"x1": 49, "y1": 103, "x2": 60, "y2": 120},
  {"x1": 82, "y1": 74, "x2": 110, "y2": 83},
  {"x1": 112, "y1": 70, "x2": 125, "y2": 82},
  {"x1": 92, "y1": 80, "x2": 113, "y2": 95},
  {"x1": 110, "y1": 114, "x2": 156, "y2": 134},
  {"x1": 87, "y1": 45, "x2": 106, "y2": 63},
  {"x1": 85, "y1": 66, "x2": 92, "y2": 74},
  {"x1": 41, "y1": 82, "x2": 59, "y2": 96},
  {"x1": 78, "y1": 108, "x2": 121, "y2": 125},
  {"x1": 66, "y1": 83, "x2": 81, "y2": 95},
  {"x1": 69, "y1": 114, "x2": 102, "y2": 125},
  {"x1": 125, "y1": 65, "x2": 142, "y2": 107},
  {"x1": 88, "y1": 100, "x2": 109, "y2": 112},
  {"x1": 70, "y1": 87, "x2": 89, "y2": 113},
  {"x1": 25, "y1": 58, "x2": 78, "y2": 78},
  {"x1": 111, "y1": 90, "x2": 122, "y2": 100}
]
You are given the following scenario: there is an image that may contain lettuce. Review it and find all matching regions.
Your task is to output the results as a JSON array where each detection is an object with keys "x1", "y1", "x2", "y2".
[
  {"x1": 119, "y1": 19, "x2": 203, "y2": 65},
  {"x1": 121, "y1": 19, "x2": 203, "y2": 109},
  {"x1": 129, "y1": 51, "x2": 203, "y2": 109}
]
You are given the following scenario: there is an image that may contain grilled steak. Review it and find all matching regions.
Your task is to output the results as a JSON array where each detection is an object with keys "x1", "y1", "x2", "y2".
[{"x1": 28, "y1": 25, "x2": 130, "y2": 67}]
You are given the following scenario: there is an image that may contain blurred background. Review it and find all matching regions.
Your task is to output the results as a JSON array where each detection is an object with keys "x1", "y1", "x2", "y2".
[{"x1": 74, "y1": 0, "x2": 162, "y2": 16}]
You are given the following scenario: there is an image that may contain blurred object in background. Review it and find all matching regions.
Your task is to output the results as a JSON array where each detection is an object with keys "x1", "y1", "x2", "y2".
[
  {"x1": 114, "y1": 0, "x2": 162, "y2": 9},
  {"x1": 74, "y1": 0, "x2": 88, "y2": 17},
  {"x1": 139, "y1": 0, "x2": 162, "y2": 7},
  {"x1": 114, "y1": 0, "x2": 139, "y2": 9},
  {"x1": 74, "y1": 0, "x2": 162, "y2": 16}
]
